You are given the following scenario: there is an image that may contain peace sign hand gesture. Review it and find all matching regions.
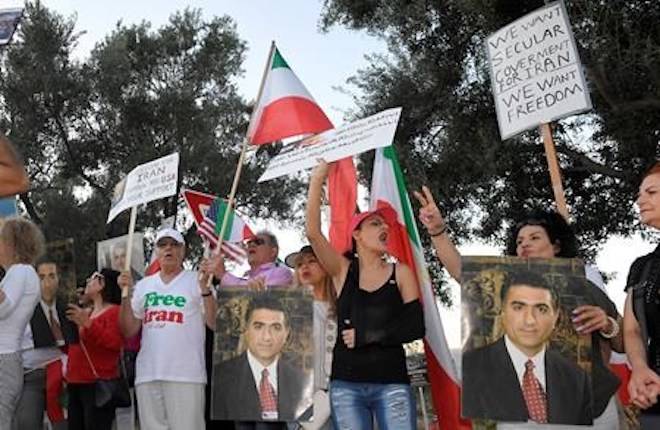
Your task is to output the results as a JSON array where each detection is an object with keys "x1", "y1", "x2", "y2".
[{"x1": 413, "y1": 186, "x2": 447, "y2": 236}]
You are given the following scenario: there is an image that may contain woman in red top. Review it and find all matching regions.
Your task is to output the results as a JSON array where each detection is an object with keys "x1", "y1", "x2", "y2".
[{"x1": 66, "y1": 268, "x2": 123, "y2": 430}]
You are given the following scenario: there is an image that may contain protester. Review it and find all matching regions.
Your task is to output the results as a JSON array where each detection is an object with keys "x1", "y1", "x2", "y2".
[
  {"x1": 0, "y1": 133, "x2": 29, "y2": 197},
  {"x1": 0, "y1": 217, "x2": 44, "y2": 427},
  {"x1": 286, "y1": 245, "x2": 336, "y2": 430},
  {"x1": 14, "y1": 256, "x2": 78, "y2": 430},
  {"x1": 65, "y1": 268, "x2": 123, "y2": 430},
  {"x1": 306, "y1": 161, "x2": 425, "y2": 430},
  {"x1": 119, "y1": 228, "x2": 220, "y2": 430},
  {"x1": 216, "y1": 230, "x2": 293, "y2": 288},
  {"x1": 414, "y1": 186, "x2": 623, "y2": 428},
  {"x1": 623, "y1": 161, "x2": 660, "y2": 428}
]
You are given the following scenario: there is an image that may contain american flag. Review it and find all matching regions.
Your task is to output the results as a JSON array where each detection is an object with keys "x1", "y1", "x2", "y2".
[{"x1": 198, "y1": 199, "x2": 249, "y2": 263}]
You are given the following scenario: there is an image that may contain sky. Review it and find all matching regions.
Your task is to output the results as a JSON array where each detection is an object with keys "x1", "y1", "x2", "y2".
[{"x1": 6, "y1": 0, "x2": 656, "y2": 349}]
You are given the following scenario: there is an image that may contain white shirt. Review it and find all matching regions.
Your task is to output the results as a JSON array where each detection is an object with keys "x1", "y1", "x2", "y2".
[
  {"x1": 504, "y1": 335, "x2": 547, "y2": 391},
  {"x1": 20, "y1": 300, "x2": 65, "y2": 370},
  {"x1": 246, "y1": 349, "x2": 279, "y2": 395},
  {"x1": 0, "y1": 265, "x2": 41, "y2": 354},
  {"x1": 131, "y1": 270, "x2": 206, "y2": 385}
]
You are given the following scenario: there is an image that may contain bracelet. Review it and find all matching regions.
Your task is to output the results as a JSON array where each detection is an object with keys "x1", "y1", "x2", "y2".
[
  {"x1": 429, "y1": 224, "x2": 448, "y2": 237},
  {"x1": 600, "y1": 316, "x2": 619, "y2": 339},
  {"x1": 201, "y1": 290, "x2": 213, "y2": 297}
]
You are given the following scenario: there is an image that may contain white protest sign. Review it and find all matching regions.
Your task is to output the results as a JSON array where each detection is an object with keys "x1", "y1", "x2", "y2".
[
  {"x1": 258, "y1": 107, "x2": 401, "y2": 182},
  {"x1": 486, "y1": 1, "x2": 591, "y2": 140},
  {"x1": 107, "y1": 152, "x2": 179, "y2": 223},
  {"x1": 0, "y1": 7, "x2": 23, "y2": 46}
]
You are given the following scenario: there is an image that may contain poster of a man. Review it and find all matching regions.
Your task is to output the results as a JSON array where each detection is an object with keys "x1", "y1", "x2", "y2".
[
  {"x1": 211, "y1": 288, "x2": 313, "y2": 422},
  {"x1": 461, "y1": 257, "x2": 594, "y2": 426},
  {"x1": 96, "y1": 233, "x2": 145, "y2": 279}
]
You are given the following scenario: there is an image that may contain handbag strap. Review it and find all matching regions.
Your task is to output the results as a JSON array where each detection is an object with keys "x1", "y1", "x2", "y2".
[{"x1": 79, "y1": 339, "x2": 100, "y2": 379}]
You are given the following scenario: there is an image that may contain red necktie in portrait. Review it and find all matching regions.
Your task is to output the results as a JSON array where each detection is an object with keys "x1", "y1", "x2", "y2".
[
  {"x1": 259, "y1": 368, "x2": 278, "y2": 420},
  {"x1": 522, "y1": 359, "x2": 548, "y2": 423}
]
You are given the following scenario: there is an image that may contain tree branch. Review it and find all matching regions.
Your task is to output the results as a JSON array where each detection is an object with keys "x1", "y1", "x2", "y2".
[
  {"x1": 19, "y1": 192, "x2": 42, "y2": 224},
  {"x1": 555, "y1": 144, "x2": 628, "y2": 180}
]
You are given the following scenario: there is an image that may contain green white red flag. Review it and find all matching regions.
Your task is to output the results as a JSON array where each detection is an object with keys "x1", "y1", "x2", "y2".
[
  {"x1": 247, "y1": 44, "x2": 333, "y2": 145},
  {"x1": 370, "y1": 146, "x2": 471, "y2": 430}
]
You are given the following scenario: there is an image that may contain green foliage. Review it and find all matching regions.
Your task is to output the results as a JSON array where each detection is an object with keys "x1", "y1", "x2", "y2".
[
  {"x1": 322, "y1": 0, "x2": 660, "y2": 300},
  {"x1": 0, "y1": 2, "x2": 305, "y2": 282}
]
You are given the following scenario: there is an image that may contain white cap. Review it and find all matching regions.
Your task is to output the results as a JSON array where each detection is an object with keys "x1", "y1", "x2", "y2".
[{"x1": 155, "y1": 228, "x2": 185, "y2": 245}]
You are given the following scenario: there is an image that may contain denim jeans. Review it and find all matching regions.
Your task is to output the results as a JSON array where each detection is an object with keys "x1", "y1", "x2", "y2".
[{"x1": 329, "y1": 380, "x2": 416, "y2": 430}]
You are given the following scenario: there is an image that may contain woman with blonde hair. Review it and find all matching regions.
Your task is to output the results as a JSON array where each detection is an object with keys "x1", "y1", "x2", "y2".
[
  {"x1": 286, "y1": 245, "x2": 336, "y2": 430},
  {"x1": 0, "y1": 217, "x2": 44, "y2": 426}
]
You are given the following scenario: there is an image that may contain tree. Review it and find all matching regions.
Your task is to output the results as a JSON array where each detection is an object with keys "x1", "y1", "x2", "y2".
[
  {"x1": 0, "y1": 2, "x2": 305, "y2": 282},
  {"x1": 321, "y1": 0, "x2": 660, "y2": 263}
]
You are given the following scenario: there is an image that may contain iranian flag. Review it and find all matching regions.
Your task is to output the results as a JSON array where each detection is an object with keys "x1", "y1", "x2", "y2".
[
  {"x1": 370, "y1": 146, "x2": 471, "y2": 430},
  {"x1": 247, "y1": 44, "x2": 333, "y2": 145}
]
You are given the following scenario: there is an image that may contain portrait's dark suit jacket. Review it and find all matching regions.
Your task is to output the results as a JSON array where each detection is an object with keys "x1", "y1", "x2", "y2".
[
  {"x1": 29, "y1": 300, "x2": 78, "y2": 348},
  {"x1": 462, "y1": 337, "x2": 593, "y2": 425},
  {"x1": 212, "y1": 352, "x2": 308, "y2": 422}
]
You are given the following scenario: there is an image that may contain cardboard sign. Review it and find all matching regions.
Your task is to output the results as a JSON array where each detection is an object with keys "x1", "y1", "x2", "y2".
[
  {"x1": 107, "y1": 153, "x2": 179, "y2": 223},
  {"x1": 0, "y1": 7, "x2": 22, "y2": 46},
  {"x1": 486, "y1": 1, "x2": 591, "y2": 139},
  {"x1": 258, "y1": 108, "x2": 401, "y2": 182}
]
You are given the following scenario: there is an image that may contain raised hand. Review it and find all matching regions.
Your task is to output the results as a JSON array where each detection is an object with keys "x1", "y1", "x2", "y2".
[{"x1": 413, "y1": 186, "x2": 446, "y2": 235}]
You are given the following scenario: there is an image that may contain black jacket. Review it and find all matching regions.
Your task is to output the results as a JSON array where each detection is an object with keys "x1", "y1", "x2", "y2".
[
  {"x1": 29, "y1": 300, "x2": 78, "y2": 348},
  {"x1": 211, "y1": 352, "x2": 311, "y2": 422},
  {"x1": 462, "y1": 337, "x2": 593, "y2": 425}
]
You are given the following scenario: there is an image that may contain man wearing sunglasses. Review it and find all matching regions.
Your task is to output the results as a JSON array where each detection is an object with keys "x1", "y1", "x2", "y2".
[
  {"x1": 118, "y1": 227, "x2": 223, "y2": 430},
  {"x1": 217, "y1": 230, "x2": 293, "y2": 289}
]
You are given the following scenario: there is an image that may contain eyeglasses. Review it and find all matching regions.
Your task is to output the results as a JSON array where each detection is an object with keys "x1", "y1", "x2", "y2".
[
  {"x1": 245, "y1": 238, "x2": 266, "y2": 247},
  {"x1": 86, "y1": 272, "x2": 104, "y2": 283}
]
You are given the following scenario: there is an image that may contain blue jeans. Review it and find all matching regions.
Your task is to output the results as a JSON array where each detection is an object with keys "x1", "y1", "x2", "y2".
[{"x1": 329, "y1": 380, "x2": 416, "y2": 430}]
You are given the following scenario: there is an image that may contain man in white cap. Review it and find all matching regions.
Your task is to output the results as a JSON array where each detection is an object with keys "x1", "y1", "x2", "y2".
[{"x1": 118, "y1": 227, "x2": 221, "y2": 430}]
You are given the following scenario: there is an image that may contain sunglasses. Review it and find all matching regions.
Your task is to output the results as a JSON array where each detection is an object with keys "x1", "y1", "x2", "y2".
[
  {"x1": 245, "y1": 238, "x2": 267, "y2": 247},
  {"x1": 156, "y1": 239, "x2": 182, "y2": 248},
  {"x1": 86, "y1": 272, "x2": 104, "y2": 283}
]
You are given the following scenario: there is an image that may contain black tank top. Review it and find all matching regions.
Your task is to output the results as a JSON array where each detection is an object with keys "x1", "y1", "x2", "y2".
[{"x1": 331, "y1": 259, "x2": 409, "y2": 384}]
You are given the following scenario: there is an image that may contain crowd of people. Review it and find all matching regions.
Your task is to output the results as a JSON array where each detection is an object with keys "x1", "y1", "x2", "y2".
[{"x1": 0, "y1": 127, "x2": 658, "y2": 430}]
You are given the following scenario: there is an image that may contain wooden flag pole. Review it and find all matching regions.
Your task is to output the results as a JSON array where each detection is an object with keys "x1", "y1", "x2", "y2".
[
  {"x1": 214, "y1": 41, "x2": 276, "y2": 256},
  {"x1": 539, "y1": 123, "x2": 570, "y2": 220},
  {"x1": 124, "y1": 206, "x2": 137, "y2": 272},
  {"x1": 205, "y1": 42, "x2": 275, "y2": 289}
]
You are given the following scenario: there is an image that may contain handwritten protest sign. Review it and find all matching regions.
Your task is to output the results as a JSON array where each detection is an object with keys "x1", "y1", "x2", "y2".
[
  {"x1": 258, "y1": 107, "x2": 401, "y2": 182},
  {"x1": 107, "y1": 153, "x2": 179, "y2": 223},
  {"x1": 0, "y1": 7, "x2": 23, "y2": 46},
  {"x1": 486, "y1": 1, "x2": 591, "y2": 140}
]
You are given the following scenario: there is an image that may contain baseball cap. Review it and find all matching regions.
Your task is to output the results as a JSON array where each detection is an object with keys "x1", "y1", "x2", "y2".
[
  {"x1": 284, "y1": 245, "x2": 315, "y2": 268},
  {"x1": 345, "y1": 206, "x2": 398, "y2": 252},
  {"x1": 155, "y1": 228, "x2": 185, "y2": 245}
]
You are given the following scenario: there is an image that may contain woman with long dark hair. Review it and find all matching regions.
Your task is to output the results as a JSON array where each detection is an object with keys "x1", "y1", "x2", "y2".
[
  {"x1": 306, "y1": 161, "x2": 424, "y2": 430},
  {"x1": 66, "y1": 268, "x2": 124, "y2": 430},
  {"x1": 414, "y1": 186, "x2": 623, "y2": 429}
]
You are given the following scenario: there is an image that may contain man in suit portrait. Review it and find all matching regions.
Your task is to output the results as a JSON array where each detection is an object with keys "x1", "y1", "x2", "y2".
[
  {"x1": 462, "y1": 269, "x2": 593, "y2": 425},
  {"x1": 212, "y1": 294, "x2": 310, "y2": 427},
  {"x1": 13, "y1": 257, "x2": 78, "y2": 430}
]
